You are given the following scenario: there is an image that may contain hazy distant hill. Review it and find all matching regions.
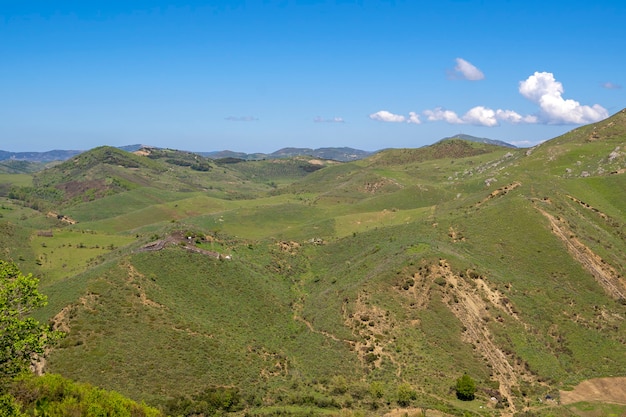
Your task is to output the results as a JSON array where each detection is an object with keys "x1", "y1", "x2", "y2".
[
  {"x1": 201, "y1": 146, "x2": 374, "y2": 161},
  {"x1": 439, "y1": 133, "x2": 517, "y2": 148},
  {"x1": 2, "y1": 146, "x2": 373, "y2": 163},
  {"x1": 0, "y1": 149, "x2": 82, "y2": 162},
  {"x1": 2, "y1": 138, "x2": 508, "y2": 163}
]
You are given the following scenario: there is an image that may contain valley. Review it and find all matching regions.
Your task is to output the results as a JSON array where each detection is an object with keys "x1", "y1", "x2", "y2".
[{"x1": 1, "y1": 111, "x2": 625, "y2": 416}]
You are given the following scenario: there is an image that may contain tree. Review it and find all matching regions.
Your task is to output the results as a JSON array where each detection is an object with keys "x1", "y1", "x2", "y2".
[
  {"x1": 0, "y1": 261, "x2": 60, "y2": 380},
  {"x1": 396, "y1": 382, "x2": 417, "y2": 407},
  {"x1": 455, "y1": 373, "x2": 476, "y2": 401}
]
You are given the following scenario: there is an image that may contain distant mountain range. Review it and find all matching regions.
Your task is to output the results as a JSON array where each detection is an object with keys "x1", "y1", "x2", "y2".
[
  {"x1": 0, "y1": 149, "x2": 83, "y2": 163},
  {"x1": 0, "y1": 134, "x2": 515, "y2": 163}
]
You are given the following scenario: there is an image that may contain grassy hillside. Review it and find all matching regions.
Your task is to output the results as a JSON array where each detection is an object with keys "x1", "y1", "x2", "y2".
[{"x1": 1, "y1": 110, "x2": 625, "y2": 416}]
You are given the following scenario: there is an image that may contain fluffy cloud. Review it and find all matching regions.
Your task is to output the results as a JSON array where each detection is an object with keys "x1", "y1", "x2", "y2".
[
  {"x1": 423, "y1": 106, "x2": 537, "y2": 127},
  {"x1": 314, "y1": 116, "x2": 345, "y2": 123},
  {"x1": 463, "y1": 106, "x2": 498, "y2": 126},
  {"x1": 371, "y1": 71, "x2": 607, "y2": 128},
  {"x1": 423, "y1": 107, "x2": 464, "y2": 124},
  {"x1": 454, "y1": 58, "x2": 485, "y2": 81},
  {"x1": 407, "y1": 112, "x2": 421, "y2": 124},
  {"x1": 495, "y1": 109, "x2": 538, "y2": 124},
  {"x1": 369, "y1": 110, "x2": 406, "y2": 123},
  {"x1": 368, "y1": 110, "x2": 421, "y2": 124},
  {"x1": 225, "y1": 116, "x2": 258, "y2": 121},
  {"x1": 519, "y1": 72, "x2": 608, "y2": 124}
]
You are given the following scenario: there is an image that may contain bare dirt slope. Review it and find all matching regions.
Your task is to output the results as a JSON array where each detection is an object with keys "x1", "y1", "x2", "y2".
[
  {"x1": 560, "y1": 377, "x2": 626, "y2": 405},
  {"x1": 535, "y1": 205, "x2": 626, "y2": 300}
]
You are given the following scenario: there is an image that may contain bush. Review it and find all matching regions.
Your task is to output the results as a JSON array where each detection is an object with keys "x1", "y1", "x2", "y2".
[
  {"x1": 455, "y1": 374, "x2": 476, "y2": 401},
  {"x1": 396, "y1": 383, "x2": 417, "y2": 407},
  {"x1": 9, "y1": 374, "x2": 162, "y2": 417},
  {"x1": 0, "y1": 394, "x2": 26, "y2": 417}
]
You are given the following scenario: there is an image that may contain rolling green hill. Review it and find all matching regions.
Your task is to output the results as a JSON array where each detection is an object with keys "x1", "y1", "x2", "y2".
[{"x1": 1, "y1": 110, "x2": 625, "y2": 417}]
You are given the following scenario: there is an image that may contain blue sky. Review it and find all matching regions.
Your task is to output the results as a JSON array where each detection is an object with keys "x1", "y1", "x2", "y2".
[{"x1": 1, "y1": 1, "x2": 625, "y2": 152}]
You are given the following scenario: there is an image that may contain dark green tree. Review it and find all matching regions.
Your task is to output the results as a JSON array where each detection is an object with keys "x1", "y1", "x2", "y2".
[
  {"x1": 0, "y1": 261, "x2": 60, "y2": 380},
  {"x1": 455, "y1": 373, "x2": 476, "y2": 401}
]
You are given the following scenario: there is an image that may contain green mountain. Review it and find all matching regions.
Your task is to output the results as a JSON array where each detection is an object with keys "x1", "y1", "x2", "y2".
[
  {"x1": 439, "y1": 134, "x2": 517, "y2": 148},
  {"x1": 1, "y1": 110, "x2": 625, "y2": 417}
]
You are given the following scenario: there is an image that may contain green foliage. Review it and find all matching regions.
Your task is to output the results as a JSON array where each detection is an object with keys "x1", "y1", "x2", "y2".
[
  {"x1": 0, "y1": 261, "x2": 61, "y2": 379},
  {"x1": 164, "y1": 386, "x2": 242, "y2": 416},
  {"x1": 396, "y1": 383, "x2": 417, "y2": 407},
  {"x1": 455, "y1": 374, "x2": 476, "y2": 401},
  {"x1": 7, "y1": 185, "x2": 63, "y2": 210},
  {"x1": 8, "y1": 373, "x2": 162, "y2": 417},
  {"x1": 369, "y1": 381, "x2": 385, "y2": 399},
  {"x1": 0, "y1": 394, "x2": 26, "y2": 417}
]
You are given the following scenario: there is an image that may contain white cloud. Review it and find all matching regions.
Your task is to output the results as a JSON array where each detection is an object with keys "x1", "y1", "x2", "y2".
[
  {"x1": 519, "y1": 72, "x2": 608, "y2": 124},
  {"x1": 314, "y1": 116, "x2": 345, "y2": 123},
  {"x1": 225, "y1": 116, "x2": 258, "y2": 121},
  {"x1": 423, "y1": 107, "x2": 464, "y2": 124},
  {"x1": 369, "y1": 110, "x2": 406, "y2": 123},
  {"x1": 454, "y1": 58, "x2": 485, "y2": 81},
  {"x1": 463, "y1": 106, "x2": 497, "y2": 126},
  {"x1": 423, "y1": 106, "x2": 537, "y2": 127},
  {"x1": 407, "y1": 112, "x2": 421, "y2": 124},
  {"x1": 602, "y1": 82, "x2": 622, "y2": 90},
  {"x1": 495, "y1": 109, "x2": 538, "y2": 124}
]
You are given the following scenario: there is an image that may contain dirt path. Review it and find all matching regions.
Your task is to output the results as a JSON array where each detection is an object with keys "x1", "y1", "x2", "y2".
[{"x1": 560, "y1": 377, "x2": 626, "y2": 405}]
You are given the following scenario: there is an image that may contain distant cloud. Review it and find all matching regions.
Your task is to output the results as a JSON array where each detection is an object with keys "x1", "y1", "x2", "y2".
[
  {"x1": 423, "y1": 106, "x2": 537, "y2": 127},
  {"x1": 314, "y1": 116, "x2": 345, "y2": 123},
  {"x1": 602, "y1": 82, "x2": 622, "y2": 90},
  {"x1": 495, "y1": 109, "x2": 538, "y2": 124},
  {"x1": 423, "y1": 107, "x2": 464, "y2": 124},
  {"x1": 519, "y1": 72, "x2": 608, "y2": 124},
  {"x1": 373, "y1": 71, "x2": 607, "y2": 129},
  {"x1": 225, "y1": 116, "x2": 258, "y2": 121},
  {"x1": 407, "y1": 112, "x2": 421, "y2": 124},
  {"x1": 453, "y1": 58, "x2": 485, "y2": 81},
  {"x1": 463, "y1": 106, "x2": 498, "y2": 126},
  {"x1": 369, "y1": 110, "x2": 406, "y2": 123},
  {"x1": 368, "y1": 110, "x2": 421, "y2": 124}
]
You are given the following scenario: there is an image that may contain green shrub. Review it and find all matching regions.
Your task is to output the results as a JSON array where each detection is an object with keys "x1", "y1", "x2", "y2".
[{"x1": 455, "y1": 374, "x2": 476, "y2": 401}]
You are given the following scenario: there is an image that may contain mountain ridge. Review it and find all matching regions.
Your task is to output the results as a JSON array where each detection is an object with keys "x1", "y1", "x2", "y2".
[{"x1": 1, "y1": 136, "x2": 517, "y2": 163}]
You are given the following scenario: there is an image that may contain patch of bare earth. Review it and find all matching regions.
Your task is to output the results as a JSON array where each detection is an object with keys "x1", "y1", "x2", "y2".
[
  {"x1": 136, "y1": 232, "x2": 221, "y2": 259},
  {"x1": 476, "y1": 182, "x2": 521, "y2": 207},
  {"x1": 123, "y1": 261, "x2": 164, "y2": 308},
  {"x1": 433, "y1": 261, "x2": 524, "y2": 415},
  {"x1": 55, "y1": 179, "x2": 109, "y2": 200},
  {"x1": 535, "y1": 206, "x2": 626, "y2": 301},
  {"x1": 32, "y1": 293, "x2": 100, "y2": 375},
  {"x1": 345, "y1": 292, "x2": 400, "y2": 373},
  {"x1": 560, "y1": 377, "x2": 626, "y2": 405},
  {"x1": 247, "y1": 345, "x2": 289, "y2": 380},
  {"x1": 384, "y1": 407, "x2": 453, "y2": 417},
  {"x1": 398, "y1": 260, "x2": 542, "y2": 416}
]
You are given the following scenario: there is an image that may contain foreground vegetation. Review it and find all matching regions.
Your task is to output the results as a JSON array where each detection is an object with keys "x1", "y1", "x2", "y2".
[{"x1": 1, "y1": 110, "x2": 625, "y2": 416}]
